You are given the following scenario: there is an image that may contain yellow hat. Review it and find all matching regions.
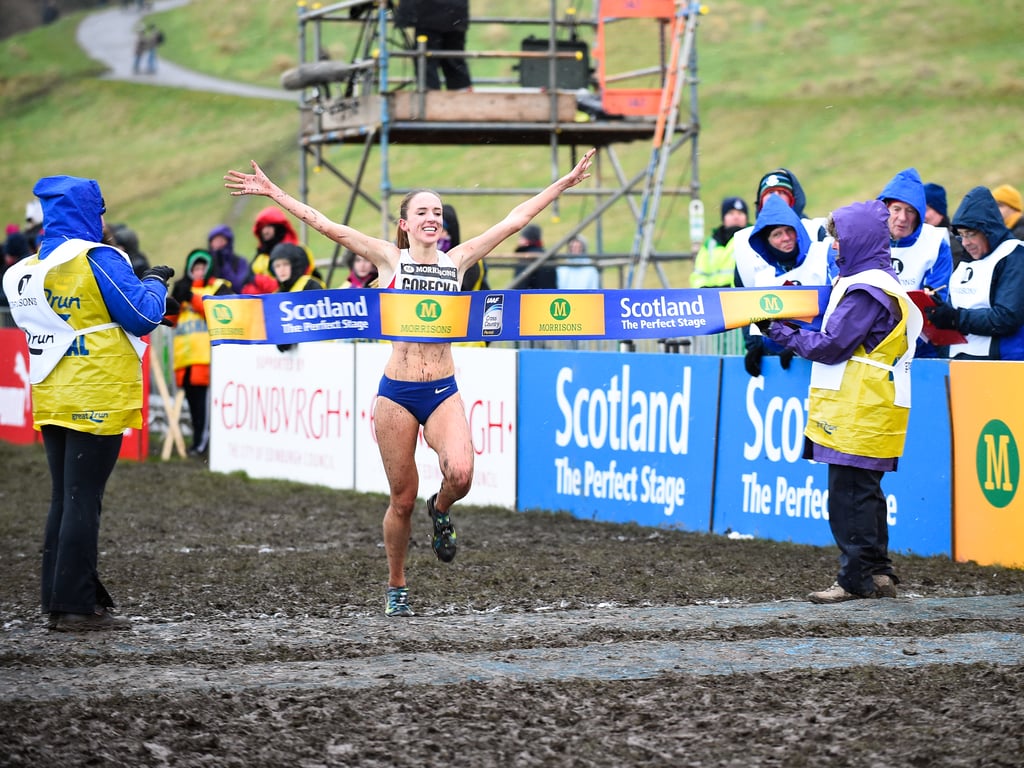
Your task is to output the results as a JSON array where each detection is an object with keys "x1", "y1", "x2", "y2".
[{"x1": 993, "y1": 184, "x2": 1023, "y2": 213}]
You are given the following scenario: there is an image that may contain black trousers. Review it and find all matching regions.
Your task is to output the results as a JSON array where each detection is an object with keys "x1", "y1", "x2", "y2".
[
  {"x1": 182, "y1": 367, "x2": 209, "y2": 453},
  {"x1": 41, "y1": 425, "x2": 123, "y2": 614},
  {"x1": 417, "y1": 29, "x2": 471, "y2": 90},
  {"x1": 827, "y1": 463, "x2": 895, "y2": 596}
]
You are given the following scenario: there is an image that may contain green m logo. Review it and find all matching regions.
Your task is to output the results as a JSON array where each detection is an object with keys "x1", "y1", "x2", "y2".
[
  {"x1": 976, "y1": 419, "x2": 1019, "y2": 508},
  {"x1": 416, "y1": 298, "x2": 442, "y2": 322},
  {"x1": 759, "y1": 293, "x2": 784, "y2": 315},
  {"x1": 549, "y1": 298, "x2": 571, "y2": 320},
  {"x1": 210, "y1": 303, "x2": 234, "y2": 324}
]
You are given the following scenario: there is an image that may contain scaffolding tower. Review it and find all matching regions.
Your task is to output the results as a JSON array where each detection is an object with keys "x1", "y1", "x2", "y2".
[{"x1": 283, "y1": 0, "x2": 703, "y2": 289}]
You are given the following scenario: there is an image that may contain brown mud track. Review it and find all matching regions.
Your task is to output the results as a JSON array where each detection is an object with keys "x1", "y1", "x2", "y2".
[{"x1": 1, "y1": 441, "x2": 1022, "y2": 767}]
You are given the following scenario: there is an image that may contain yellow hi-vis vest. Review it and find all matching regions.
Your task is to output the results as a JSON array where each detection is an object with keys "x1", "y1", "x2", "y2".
[
  {"x1": 172, "y1": 280, "x2": 229, "y2": 370},
  {"x1": 4, "y1": 239, "x2": 147, "y2": 435},
  {"x1": 805, "y1": 269, "x2": 923, "y2": 459}
]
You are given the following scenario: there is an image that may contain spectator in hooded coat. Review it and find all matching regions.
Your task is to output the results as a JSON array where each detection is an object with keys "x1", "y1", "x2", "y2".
[{"x1": 926, "y1": 186, "x2": 1024, "y2": 360}]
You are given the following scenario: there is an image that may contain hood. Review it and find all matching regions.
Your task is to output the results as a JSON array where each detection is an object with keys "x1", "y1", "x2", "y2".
[
  {"x1": 832, "y1": 200, "x2": 896, "y2": 278},
  {"x1": 32, "y1": 175, "x2": 105, "y2": 245},
  {"x1": 755, "y1": 168, "x2": 808, "y2": 218},
  {"x1": 748, "y1": 194, "x2": 811, "y2": 267},
  {"x1": 208, "y1": 224, "x2": 234, "y2": 249},
  {"x1": 951, "y1": 186, "x2": 1013, "y2": 249},
  {"x1": 877, "y1": 167, "x2": 926, "y2": 244},
  {"x1": 185, "y1": 248, "x2": 212, "y2": 276},
  {"x1": 270, "y1": 243, "x2": 313, "y2": 289},
  {"x1": 253, "y1": 206, "x2": 298, "y2": 243}
]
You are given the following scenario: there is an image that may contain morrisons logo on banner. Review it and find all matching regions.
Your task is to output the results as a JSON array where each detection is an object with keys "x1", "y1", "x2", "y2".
[{"x1": 977, "y1": 419, "x2": 1019, "y2": 508}]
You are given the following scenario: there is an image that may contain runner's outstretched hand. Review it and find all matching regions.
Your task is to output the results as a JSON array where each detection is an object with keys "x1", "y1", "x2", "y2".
[{"x1": 224, "y1": 161, "x2": 275, "y2": 197}]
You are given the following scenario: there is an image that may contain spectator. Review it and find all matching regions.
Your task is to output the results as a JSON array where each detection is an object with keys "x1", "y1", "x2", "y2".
[
  {"x1": 513, "y1": 223, "x2": 557, "y2": 289},
  {"x1": 926, "y1": 186, "x2": 1024, "y2": 360},
  {"x1": 690, "y1": 196, "x2": 748, "y2": 288},
  {"x1": 269, "y1": 242, "x2": 325, "y2": 293},
  {"x1": 1, "y1": 229, "x2": 32, "y2": 326},
  {"x1": 206, "y1": 225, "x2": 254, "y2": 293},
  {"x1": 923, "y1": 182, "x2": 967, "y2": 267},
  {"x1": 735, "y1": 194, "x2": 831, "y2": 377},
  {"x1": 269, "y1": 242, "x2": 326, "y2": 353},
  {"x1": 251, "y1": 206, "x2": 300, "y2": 278},
  {"x1": 167, "y1": 249, "x2": 233, "y2": 456},
  {"x1": 759, "y1": 200, "x2": 922, "y2": 604},
  {"x1": 108, "y1": 223, "x2": 151, "y2": 278},
  {"x1": 440, "y1": 204, "x2": 488, "y2": 291},
  {"x1": 557, "y1": 234, "x2": 600, "y2": 290},
  {"x1": 877, "y1": 168, "x2": 953, "y2": 301},
  {"x1": 992, "y1": 184, "x2": 1024, "y2": 241},
  {"x1": 23, "y1": 198, "x2": 43, "y2": 252},
  {"x1": 339, "y1": 250, "x2": 379, "y2": 288},
  {"x1": 1, "y1": 174, "x2": 175, "y2": 631},
  {"x1": 397, "y1": 0, "x2": 472, "y2": 91}
]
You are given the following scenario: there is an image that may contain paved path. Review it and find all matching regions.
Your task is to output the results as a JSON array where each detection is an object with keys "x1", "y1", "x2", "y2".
[{"x1": 75, "y1": 0, "x2": 295, "y2": 102}]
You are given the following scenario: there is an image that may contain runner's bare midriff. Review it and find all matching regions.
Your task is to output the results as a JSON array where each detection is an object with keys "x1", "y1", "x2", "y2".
[{"x1": 384, "y1": 341, "x2": 455, "y2": 382}]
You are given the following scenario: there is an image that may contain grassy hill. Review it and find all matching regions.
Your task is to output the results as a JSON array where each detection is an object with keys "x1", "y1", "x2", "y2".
[{"x1": 1, "y1": 0, "x2": 1021, "y2": 287}]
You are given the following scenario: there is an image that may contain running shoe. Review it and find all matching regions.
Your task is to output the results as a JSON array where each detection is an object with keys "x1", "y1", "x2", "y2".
[
  {"x1": 427, "y1": 493, "x2": 457, "y2": 563},
  {"x1": 384, "y1": 586, "x2": 414, "y2": 617}
]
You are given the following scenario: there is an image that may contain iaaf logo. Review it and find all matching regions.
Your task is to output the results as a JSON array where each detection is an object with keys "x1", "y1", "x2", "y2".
[{"x1": 977, "y1": 419, "x2": 1019, "y2": 508}]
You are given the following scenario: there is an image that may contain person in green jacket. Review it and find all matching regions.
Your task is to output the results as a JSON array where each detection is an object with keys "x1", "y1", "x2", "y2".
[{"x1": 690, "y1": 196, "x2": 748, "y2": 288}]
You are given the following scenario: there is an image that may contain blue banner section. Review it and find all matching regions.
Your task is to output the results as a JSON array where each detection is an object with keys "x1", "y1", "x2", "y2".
[
  {"x1": 205, "y1": 286, "x2": 831, "y2": 345},
  {"x1": 711, "y1": 357, "x2": 952, "y2": 557},
  {"x1": 517, "y1": 350, "x2": 720, "y2": 530}
]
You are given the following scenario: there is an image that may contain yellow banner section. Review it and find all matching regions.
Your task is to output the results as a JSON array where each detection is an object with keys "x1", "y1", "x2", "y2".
[
  {"x1": 949, "y1": 361, "x2": 1024, "y2": 568},
  {"x1": 717, "y1": 288, "x2": 823, "y2": 329},
  {"x1": 206, "y1": 298, "x2": 268, "y2": 343},
  {"x1": 519, "y1": 293, "x2": 606, "y2": 336},
  {"x1": 379, "y1": 292, "x2": 471, "y2": 339}
]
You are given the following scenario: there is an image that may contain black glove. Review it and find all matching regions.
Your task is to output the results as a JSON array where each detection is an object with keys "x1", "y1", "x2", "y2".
[
  {"x1": 142, "y1": 265, "x2": 175, "y2": 285},
  {"x1": 276, "y1": 343, "x2": 296, "y2": 353},
  {"x1": 171, "y1": 279, "x2": 193, "y2": 305},
  {"x1": 159, "y1": 294, "x2": 180, "y2": 326},
  {"x1": 754, "y1": 319, "x2": 773, "y2": 335},
  {"x1": 779, "y1": 349, "x2": 795, "y2": 369},
  {"x1": 926, "y1": 301, "x2": 959, "y2": 329},
  {"x1": 744, "y1": 343, "x2": 765, "y2": 377}
]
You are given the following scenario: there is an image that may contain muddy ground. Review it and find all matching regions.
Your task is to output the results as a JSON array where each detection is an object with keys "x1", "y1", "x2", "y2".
[{"x1": 1, "y1": 439, "x2": 1023, "y2": 767}]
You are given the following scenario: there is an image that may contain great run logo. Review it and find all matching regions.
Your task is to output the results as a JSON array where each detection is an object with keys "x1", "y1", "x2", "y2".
[{"x1": 976, "y1": 419, "x2": 1018, "y2": 508}]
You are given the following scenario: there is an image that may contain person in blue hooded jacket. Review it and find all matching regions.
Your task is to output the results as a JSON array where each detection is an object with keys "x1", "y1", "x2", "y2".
[
  {"x1": 877, "y1": 168, "x2": 953, "y2": 300},
  {"x1": 734, "y1": 194, "x2": 831, "y2": 377},
  {"x1": 926, "y1": 186, "x2": 1024, "y2": 360},
  {"x1": 1, "y1": 175, "x2": 175, "y2": 632},
  {"x1": 758, "y1": 200, "x2": 923, "y2": 603}
]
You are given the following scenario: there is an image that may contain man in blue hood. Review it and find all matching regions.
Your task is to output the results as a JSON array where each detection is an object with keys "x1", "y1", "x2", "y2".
[
  {"x1": 926, "y1": 186, "x2": 1024, "y2": 359},
  {"x1": 734, "y1": 194, "x2": 831, "y2": 376},
  {"x1": 1, "y1": 175, "x2": 177, "y2": 631},
  {"x1": 877, "y1": 167, "x2": 953, "y2": 301},
  {"x1": 758, "y1": 200, "x2": 923, "y2": 604}
]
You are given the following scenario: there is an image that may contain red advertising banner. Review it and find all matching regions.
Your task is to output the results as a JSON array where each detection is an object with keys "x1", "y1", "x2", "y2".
[{"x1": 0, "y1": 328, "x2": 149, "y2": 460}]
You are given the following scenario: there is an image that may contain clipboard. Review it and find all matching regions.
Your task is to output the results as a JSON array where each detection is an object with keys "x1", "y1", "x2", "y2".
[{"x1": 908, "y1": 290, "x2": 967, "y2": 345}]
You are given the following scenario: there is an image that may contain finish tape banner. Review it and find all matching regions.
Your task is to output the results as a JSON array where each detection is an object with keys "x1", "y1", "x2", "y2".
[{"x1": 204, "y1": 286, "x2": 830, "y2": 346}]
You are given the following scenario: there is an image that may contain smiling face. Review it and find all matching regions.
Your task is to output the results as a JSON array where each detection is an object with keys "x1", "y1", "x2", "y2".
[{"x1": 400, "y1": 191, "x2": 444, "y2": 247}]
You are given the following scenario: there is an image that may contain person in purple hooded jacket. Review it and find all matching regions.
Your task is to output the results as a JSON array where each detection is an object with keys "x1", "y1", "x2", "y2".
[
  {"x1": 758, "y1": 200, "x2": 923, "y2": 604},
  {"x1": 206, "y1": 224, "x2": 253, "y2": 293}
]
